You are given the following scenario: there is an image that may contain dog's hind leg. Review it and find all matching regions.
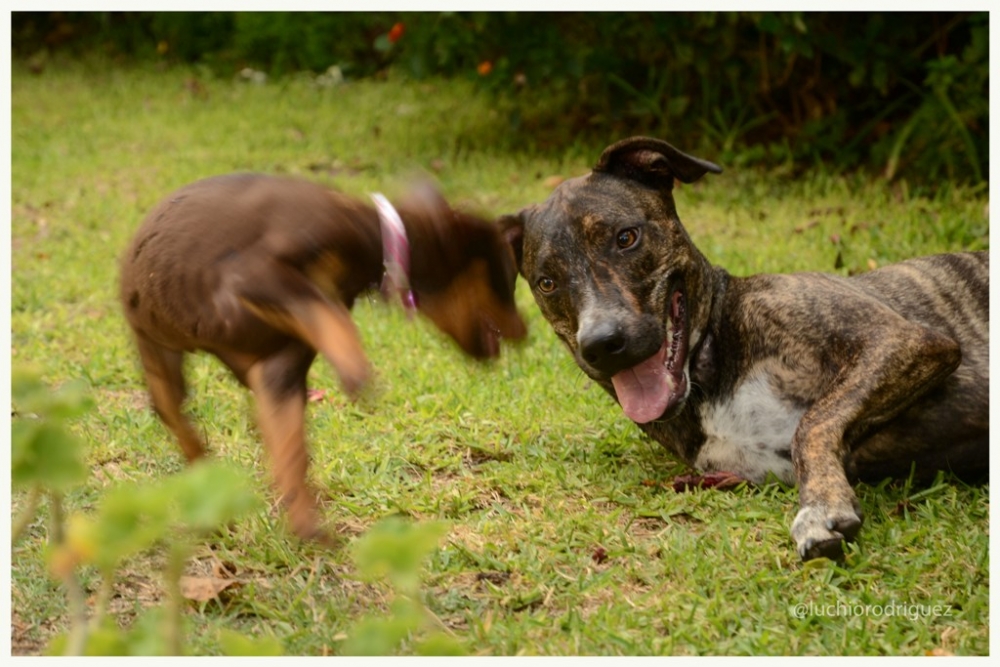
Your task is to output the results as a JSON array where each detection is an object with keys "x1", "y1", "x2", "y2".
[
  {"x1": 133, "y1": 334, "x2": 206, "y2": 462},
  {"x1": 245, "y1": 342, "x2": 332, "y2": 544}
]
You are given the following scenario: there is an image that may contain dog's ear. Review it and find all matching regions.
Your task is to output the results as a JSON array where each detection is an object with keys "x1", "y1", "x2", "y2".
[
  {"x1": 498, "y1": 212, "x2": 525, "y2": 274},
  {"x1": 397, "y1": 179, "x2": 450, "y2": 217},
  {"x1": 594, "y1": 136, "x2": 722, "y2": 189}
]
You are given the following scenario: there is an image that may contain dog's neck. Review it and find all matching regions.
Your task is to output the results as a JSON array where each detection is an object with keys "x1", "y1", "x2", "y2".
[
  {"x1": 372, "y1": 194, "x2": 418, "y2": 312},
  {"x1": 394, "y1": 208, "x2": 484, "y2": 294},
  {"x1": 346, "y1": 198, "x2": 477, "y2": 310},
  {"x1": 688, "y1": 260, "x2": 731, "y2": 395},
  {"x1": 703, "y1": 263, "x2": 731, "y2": 333}
]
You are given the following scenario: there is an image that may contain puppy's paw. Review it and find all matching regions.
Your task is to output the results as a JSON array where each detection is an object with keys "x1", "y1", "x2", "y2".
[
  {"x1": 791, "y1": 504, "x2": 863, "y2": 561},
  {"x1": 337, "y1": 361, "x2": 372, "y2": 400},
  {"x1": 287, "y1": 510, "x2": 342, "y2": 550}
]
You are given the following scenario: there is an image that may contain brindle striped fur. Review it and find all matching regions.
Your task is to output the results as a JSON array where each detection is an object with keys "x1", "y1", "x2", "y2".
[{"x1": 502, "y1": 137, "x2": 988, "y2": 561}]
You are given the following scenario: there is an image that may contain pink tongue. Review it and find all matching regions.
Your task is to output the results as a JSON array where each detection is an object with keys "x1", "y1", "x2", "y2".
[{"x1": 611, "y1": 343, "x2": 673, "y2": 424}]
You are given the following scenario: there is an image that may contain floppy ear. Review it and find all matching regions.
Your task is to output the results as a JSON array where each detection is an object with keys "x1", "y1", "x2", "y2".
[
  {"x1": 396, "y1": 179, "x2": 450, "y2": 217},
  {"x1": 498, "y1": 212, "x2": 525, "y2": 274},
  {"x1": 594, "y1": 136, "x2": 722, "y2": 190}
]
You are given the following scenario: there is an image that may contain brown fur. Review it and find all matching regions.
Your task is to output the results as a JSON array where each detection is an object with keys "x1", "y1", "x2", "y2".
[{"x1": 120, "y1": 174, "x2": 526, "y2": 543}]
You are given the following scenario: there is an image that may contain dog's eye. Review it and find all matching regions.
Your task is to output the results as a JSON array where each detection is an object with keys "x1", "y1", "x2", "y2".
[
  {"x1": 536, "y1": 277, "x2": 557, "y2": 294},
  {"x1": 616, "y1": 228, "x2": 640, "y2": 250}
]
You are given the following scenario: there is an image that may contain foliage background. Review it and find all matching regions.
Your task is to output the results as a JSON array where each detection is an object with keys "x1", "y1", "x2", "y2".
[{"x1": 11, "y1": 11, "x2": 989, "y2": 184}]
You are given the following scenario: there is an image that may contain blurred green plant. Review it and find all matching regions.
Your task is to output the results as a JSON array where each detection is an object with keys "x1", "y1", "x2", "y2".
[
  {"x1": 342, "y1": 517, "x2": 464, "y2": 655},
  {"x1": 47, "y1": 461, "x2": 264, "y2": 655},
  {"x1": 12, "y1": 367, "x2": 95, "y2": 654},
  {"x1": 12, "y1": 366, "x2": 269, "y2": 656},
  {"x1": 12, "y1": 367, "x2": 92, "y2": 540}
]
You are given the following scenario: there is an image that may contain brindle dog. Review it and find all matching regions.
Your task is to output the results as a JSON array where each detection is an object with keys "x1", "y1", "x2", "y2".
[
  {"x1": 121, "y1": 174, "x2": 526, "y2": 543},
  {"x1": 501, "y1": 137, "x2": 988, "y2": 560}
]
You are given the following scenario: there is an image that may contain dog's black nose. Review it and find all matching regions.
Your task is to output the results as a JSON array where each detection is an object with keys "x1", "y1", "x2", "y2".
[{"x1": 578, "y1": 322, "x2": 629, "y2": 372}]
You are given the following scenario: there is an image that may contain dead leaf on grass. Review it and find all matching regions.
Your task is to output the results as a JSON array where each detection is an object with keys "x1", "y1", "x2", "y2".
[
  {"x1": 476, "y1": 571, "x2": 510, "y2": 586},
  {"x1": 180, "y1": 575, "x2": 242, "y2": 602},
  {"x1": 793, "y1": 220, "x2": 821, "y2": 234},
  {"x1": 212, "y1": 559, "x2": 239, "y2": 578},
  {"x1": 464, "y1": 447, "x2": 513, "y2": 466}
]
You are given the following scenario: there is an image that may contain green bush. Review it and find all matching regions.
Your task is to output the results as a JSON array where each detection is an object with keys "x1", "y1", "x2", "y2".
[{"x1": 11, "y1": 11, "x2": 988, "y2": 183}]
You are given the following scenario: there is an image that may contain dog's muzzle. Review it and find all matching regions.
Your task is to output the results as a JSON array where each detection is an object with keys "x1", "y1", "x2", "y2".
[{"x1": 605, "y1": 287, "x2": 690, "y2": 423}]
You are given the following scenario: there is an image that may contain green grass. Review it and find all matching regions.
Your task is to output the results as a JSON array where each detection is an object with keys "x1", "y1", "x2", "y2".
[{"x1": 9, "y1": 59, "x2": 990, "y2": 656}]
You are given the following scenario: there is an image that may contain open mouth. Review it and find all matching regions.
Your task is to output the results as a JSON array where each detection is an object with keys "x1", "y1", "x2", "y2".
[{"x1": 609, "y1": 287, "x2": 689, "y2": 423}]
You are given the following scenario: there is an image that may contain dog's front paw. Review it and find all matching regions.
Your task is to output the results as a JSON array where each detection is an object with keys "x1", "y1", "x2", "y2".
[
  {"x1": 337, "y1": 360, "x2": 372, "y2": 400},
  {"x1": 791, "y1": 504, "x2": 863, "y2": 561}
]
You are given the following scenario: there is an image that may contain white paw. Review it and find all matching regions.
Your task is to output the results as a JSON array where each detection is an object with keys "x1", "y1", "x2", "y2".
[{"x1": 791, "y1": 504, "x2": 863, "y2": 561}]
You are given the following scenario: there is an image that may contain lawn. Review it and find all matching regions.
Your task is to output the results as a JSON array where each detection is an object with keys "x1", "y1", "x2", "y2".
[{"x1": 8, "y1": 59, "x2": 990, "y2": 656}]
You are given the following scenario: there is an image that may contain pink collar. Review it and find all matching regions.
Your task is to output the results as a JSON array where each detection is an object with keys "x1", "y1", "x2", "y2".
[{"x1": 371, "y1": 193, "x2": 417, "y2": 313}]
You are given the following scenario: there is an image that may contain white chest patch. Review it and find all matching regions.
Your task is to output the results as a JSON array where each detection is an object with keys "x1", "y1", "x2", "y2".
[{"x1": 695, "y1": 371, "x2": 804, "y2": 484}]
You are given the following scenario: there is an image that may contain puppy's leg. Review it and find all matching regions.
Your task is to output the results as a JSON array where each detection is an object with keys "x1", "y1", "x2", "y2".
[
  {"x1": 245, "y1": 342, "x2": 332, "y2": 544},
  {"x1": 133, "y1": 333, "x2": 206, "y2": 462},
  {"x1": 283, "y1": 298, "x2": 370, "y2": 398},
  {"x1": 791, "y1": 325, "x2": 960, "y2": 560},
  {"x1": 237, "y1": 265, "x2": 371, "y2": 397}
]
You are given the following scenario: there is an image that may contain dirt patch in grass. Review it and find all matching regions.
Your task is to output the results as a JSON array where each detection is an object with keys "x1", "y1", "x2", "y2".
[{"x1": 11, "y1": 609, "x2": 54, "y2": 656}]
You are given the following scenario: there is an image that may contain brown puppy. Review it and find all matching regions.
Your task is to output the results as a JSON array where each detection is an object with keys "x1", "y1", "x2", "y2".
[{"x1": 120, "y1": 174, "x2": 526, "y2": 542}]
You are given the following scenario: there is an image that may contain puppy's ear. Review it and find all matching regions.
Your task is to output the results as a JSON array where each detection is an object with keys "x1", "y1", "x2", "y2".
[
  {"x1": 397, "y1": 179, "x2": 450, "y2": 217},
  {"x1": 594, "y1": 136, "x2": 722, "y2": 189},
  {"x1": 498, "y1": 212, "x2": 525, "y2": 274}
]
